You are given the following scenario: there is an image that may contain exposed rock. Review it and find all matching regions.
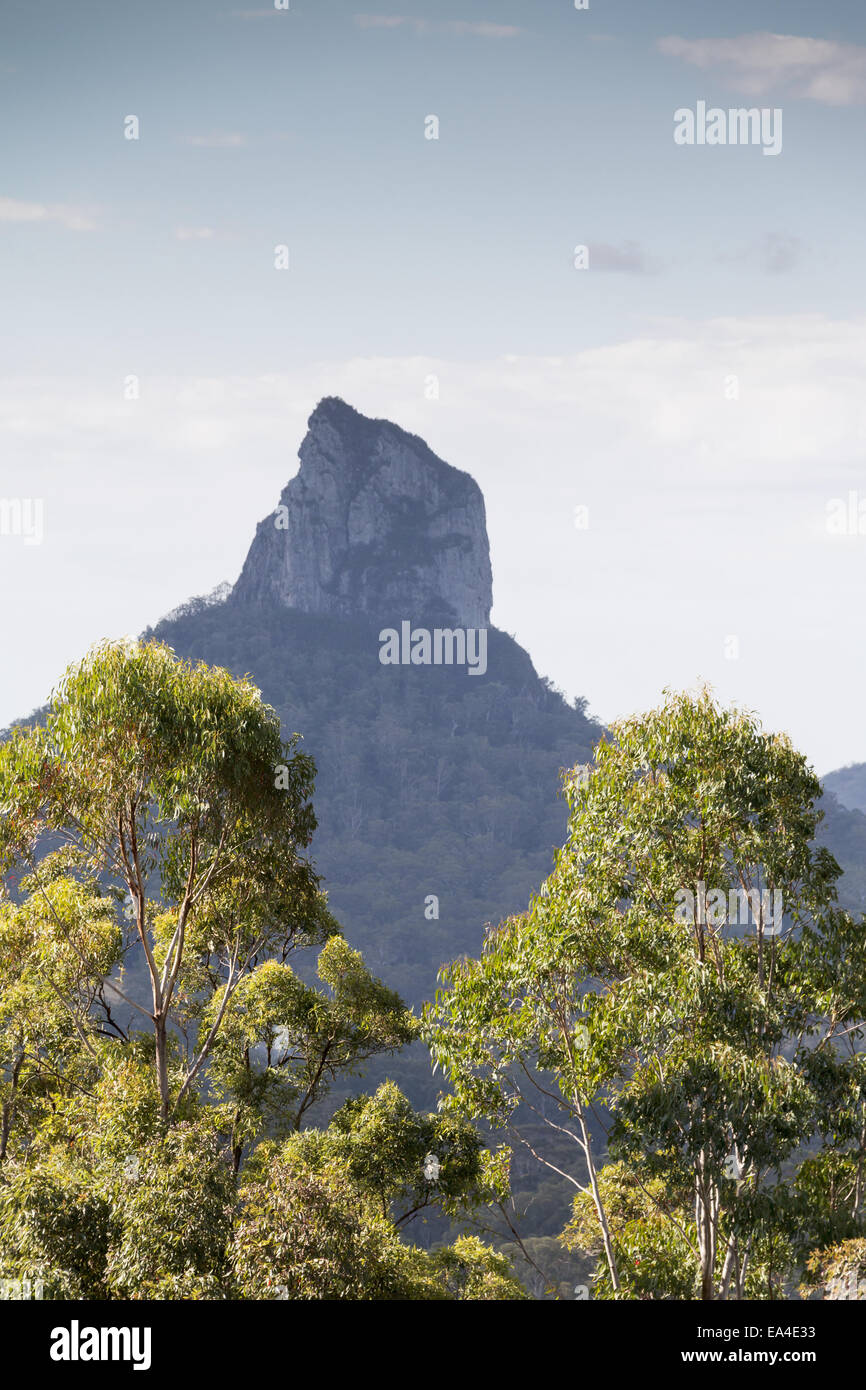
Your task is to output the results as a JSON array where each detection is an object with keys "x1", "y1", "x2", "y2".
[{"x1": 233, "y1": 397, "x2": 493, "y2": 626}]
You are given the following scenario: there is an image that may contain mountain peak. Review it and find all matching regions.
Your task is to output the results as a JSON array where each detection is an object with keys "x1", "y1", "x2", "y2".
[
  {"x1": 307, "y1": 393, "x2": 361, "y2": 424},
  {"x1": 233, "y1": 400, "x2": 493, "y2": 626}
]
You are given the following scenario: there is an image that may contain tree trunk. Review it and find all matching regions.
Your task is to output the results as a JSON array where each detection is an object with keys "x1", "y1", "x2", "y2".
[
  {"x1": 154, "y1": 1014, "x2": 170, "y2": 1120},
  {"x1": 576, "y1": 1106, "x2": 621, "y2": 1295},
  {"x1": 853, "y1": 1110, "x2": 866, "y2": 1223},
  {"x1": 696, "y1": 1154, "x2": 718, "y2": 1299},
  {"x1": 719, "y1": 1231, "x2": 739, "y2": 1300},
  {"x1": 0, "y1": 1043, "x2": 24, "y2": 1162}
]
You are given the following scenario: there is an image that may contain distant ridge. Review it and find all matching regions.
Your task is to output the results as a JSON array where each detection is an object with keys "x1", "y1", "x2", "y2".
[{"x1": 822, "y1": 763, "x2": 866, "y2": 815}]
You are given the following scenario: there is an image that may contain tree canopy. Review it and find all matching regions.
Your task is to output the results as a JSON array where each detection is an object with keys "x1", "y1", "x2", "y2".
[
  {"x1": 426, "y1": 688, "x2": 866, "y2": 1299},
  {"x1": 0, "y1": 640, "x2": 525, "y2": 1300}
]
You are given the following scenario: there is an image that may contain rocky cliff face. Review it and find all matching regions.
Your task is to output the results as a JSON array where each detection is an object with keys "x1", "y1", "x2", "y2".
[{"x1": 233, "y1": 398, "x2": 493, "y2": 626}]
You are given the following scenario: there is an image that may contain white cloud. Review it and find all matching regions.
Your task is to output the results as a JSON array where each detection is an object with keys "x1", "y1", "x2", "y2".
[
  {"x1": 590, "y1": 241, "x2": 659, "y2": 274},
  {"x1": 0, "y1": 198, "x2": 97, "y2": 231},
  {"x1": 175, "y1": 226, "x2": 216, "y2": 241},
  {"x1": 183, "y1": 133, "x2": 246, "y2": 148},
  {"x1": 2, "y1": 315, "x2": 866, "y2": 771},
  {"x1": 445, "y1": 21, "x2": 519, "y2": 38},
  {"x1": 355, "y1": 13, "x2": 405, "y2": 27},
  {"x1": 718, "y1": 233, "x2": 806, "y2": 275},
  {"x1": 658, "y1": 32, "x2": 866, "y2": 106},
  {"x1": 354, "y1": 15, "x2": 520, "y2": 37}
]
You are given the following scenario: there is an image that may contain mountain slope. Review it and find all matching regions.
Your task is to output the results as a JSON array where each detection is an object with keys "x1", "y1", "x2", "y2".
[
  {"x1": 822, "y1": 763, "x2": 866, "y2": 815},
  {"x1": 143, "y1": 599, "x2": 601, "y2": 1009}
]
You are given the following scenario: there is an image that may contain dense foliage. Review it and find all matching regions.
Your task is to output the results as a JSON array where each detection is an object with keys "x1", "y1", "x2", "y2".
[
  {"x1": 426, "y1": 690, "x2": 866, "y2": 1299},
  {"x1": 0, "y1": 641, "x2": 527, "y2": 1300},
  {"x1": 5, "y1": 618, "x2": 866, "y2": 1299}
]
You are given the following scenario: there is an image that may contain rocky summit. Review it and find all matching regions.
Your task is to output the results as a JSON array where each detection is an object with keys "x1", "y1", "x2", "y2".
[{"x1": 233, "y1": 397, "x2": 493, "y2": 627}]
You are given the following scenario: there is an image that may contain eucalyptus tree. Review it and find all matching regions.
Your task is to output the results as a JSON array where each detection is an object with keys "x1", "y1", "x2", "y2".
[
  {"x1": 0, "y1": 640, "x2": 521, "y2": 1300},
  {"x1": 0, "y1": 865, "x2": 121, "y2": 1166},
  {"x1": 427, "y1": 688, "x2": 866, "y2": 1298},
  {"x1": 0, "y1": 639, "x2": 331, "y2": 1121}
]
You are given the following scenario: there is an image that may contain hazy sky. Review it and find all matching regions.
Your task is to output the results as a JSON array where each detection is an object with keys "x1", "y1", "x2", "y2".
[{"x1": 2, "y1": 0, "x2": 865, "y2": 773}]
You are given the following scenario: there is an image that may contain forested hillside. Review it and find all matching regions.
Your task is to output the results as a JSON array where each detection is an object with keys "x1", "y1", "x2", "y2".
[{"x1": 143, "y1": 599, "x2": 602, "y2": 1012}]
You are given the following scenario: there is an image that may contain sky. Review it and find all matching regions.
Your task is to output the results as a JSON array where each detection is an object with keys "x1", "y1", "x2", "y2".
[{"x1": 1, "y1": 0, "x2": 865, "y2": 773}]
